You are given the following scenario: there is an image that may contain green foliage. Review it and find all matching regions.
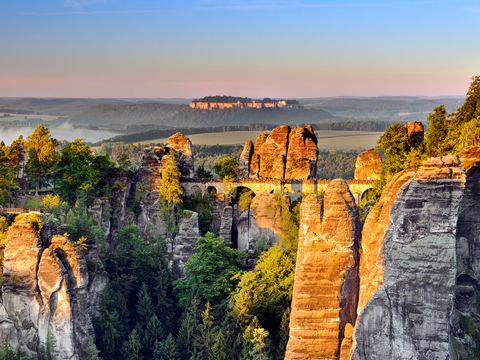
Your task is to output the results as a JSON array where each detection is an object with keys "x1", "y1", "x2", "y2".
[
  {"x1": 195, "y1": 163, "x2": 213, "y2": 179},
  {"x1": 316, "y1": 149, "x2": 358, "y2": 179},
  {"x1": 213, "y1": 156, "x2": 239, "y2": 180},
  {"x1": 454, "y1": 75, "x2": 480, "y2": 125},
  {"x1": 174, "y1": 232, "x2": 244, "y2": 307},
  {"x1": 183, "y1": 191, "x2": 215, "y2": 235},
  {"x1": 231, "y1": 194, "x2": 299, "y2": 359},
  {"x1": 176, "y1": 296, "x2": 201, "y2": 360},
  {"x1": 25, "y1": 125, "x2": 59, "y2": 192},
  {"x1": 94, "y1": 227, "x2": 176, "y2": 360},
  {"x1": 159, "y1": 155, "x2": 183, "y2": 206},
  {"x1": 192, "y1": 302, "x2": 216, "y2": 359},
  {"x1": 238, "y1": 190, "x2": 254, "y2": 212},
  {"x1": 240, "y1": 317, "x2": 270, "y2": 360},
  {"x1": 154, "y1": 334, "x2": 178, "y2": 360},
  {"x1": 64, "y1": 209, "x2": 106, "y2": 246},
  {"x1": 123, "y1": 329, "x2": 142, "y2": 360},
  {"x1": 425, "y1": 105, "x2": 449, "y2": 156}
]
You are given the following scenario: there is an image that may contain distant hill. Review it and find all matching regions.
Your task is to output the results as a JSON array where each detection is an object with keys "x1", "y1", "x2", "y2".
[
  {"x1": 300, "y1": 96, "x2": 464, "y2": 122},
  {"x1": 0, "y1": 96, "x2": 465, "y2": 132}
]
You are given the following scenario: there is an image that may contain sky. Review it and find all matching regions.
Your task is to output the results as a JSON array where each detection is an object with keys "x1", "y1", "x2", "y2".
[{"x1": 0, "y1": 0, "x2": 479, "y2": 98}]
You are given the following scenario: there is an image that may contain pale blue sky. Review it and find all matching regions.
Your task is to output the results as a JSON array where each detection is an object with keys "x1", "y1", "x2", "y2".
[{"x1": 0, "y1": 0, "x2": 479, "y2": 97}]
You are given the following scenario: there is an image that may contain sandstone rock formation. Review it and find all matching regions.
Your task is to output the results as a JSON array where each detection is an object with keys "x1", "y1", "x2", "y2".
[
  {"x1": 242, "y1": 125, "x2": 318, "y2": 180},
  {"x1": 0, "y1": 214, "x2": 102, "y2": 359},
  {"x1": 285, "y1": 180, "x2": 360, "y2": 360},
  {"x1": 236, "y1": 192, "x2": 284, "y2": 253},
  {"x1": 406, "y1": 120, "x2": 424, "y2": 140},
  {"x1": 287, "y1": 152, "x2": 480, "y2": 359},
  {"x1": 239, "y1": 140, "x2": 254, "y2": 178},
  {"x1": 352, "y1": 156, "x2": 466, "y2": 360},
  {"x1": 172, "y1": 210, "x2": 200, "y2": 277},
  {"x1": 166, "y1": 132, "x2": 194, "y2": 178},
  {"x1": 354, "y1": 148, "x2": 382, "y2": 180},
  {"x1": 284, "y1": 126, "x2": 318, "y2": 180}
]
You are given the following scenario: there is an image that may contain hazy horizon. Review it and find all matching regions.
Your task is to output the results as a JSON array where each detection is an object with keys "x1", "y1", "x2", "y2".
[{"x1": 1, "y1": 0, "x2": 479, "y2": 98}]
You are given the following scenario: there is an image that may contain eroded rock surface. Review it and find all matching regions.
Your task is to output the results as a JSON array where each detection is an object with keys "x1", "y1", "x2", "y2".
[
  {"x1": 354, "y1": 148, "x2": 382, "y2": 180},
  {"x1": 0, "y1": 214, "x2": 101, "y2": 360},
  {"x1": 243, "y1": 125, "x2": 318, "y2": 180},
  {"x1": 172, "y1": 210, "x2": 200, "y2": 277},
  {"x1": 285, "y1": 180, "x2": 360, "y2": 360},
  {"x1": 236, "y1": 193, "x2": 284, "y2": 253},
  {"x1": 352, "y1": 157, "x2": 466, "y2": 360}
]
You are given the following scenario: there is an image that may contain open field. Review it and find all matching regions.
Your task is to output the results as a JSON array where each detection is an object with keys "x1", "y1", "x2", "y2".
[{"x1": 135, "y1": 130, "x2": 383, "y2": 150}]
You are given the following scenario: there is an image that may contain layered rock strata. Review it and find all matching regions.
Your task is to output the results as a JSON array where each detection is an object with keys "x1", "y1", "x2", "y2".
[
  {"x1": 287, "y1": 152, "x2": 480, "y2": 359},
  {"x1": 352, "y1": 156, "x2": 466, "y2": 360},
  {"x1": 0, "y1": 214, "x2": 101, "y2": 360},
  {"x1": 285, "y1": 180, "x2": 360, "y2": 360}
]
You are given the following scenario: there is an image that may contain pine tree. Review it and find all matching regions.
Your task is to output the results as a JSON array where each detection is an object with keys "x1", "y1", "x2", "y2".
[
  {"x1": 176, "y1": 296, "x2": 201, "y2": 360},
  {"x1": 84, "y1": 336, "x2": 100, "y2": 360},
  {"x1": 153, "y1": 334, "x2": 179, "y2": 360},
  {"x1": 9, "y1": 135, "x2": 25, "y2": 182},
  {"x1": 136, "y1": 283, "x2": 155, "y2": 324},
  {"x1": 123, "y1": 329, "x2": 142, "y2": 360},
  {"x1": 193, "y1": 302, "x2": 215, "y2": 359},
  {"x1": 159, "y1": 153, "x2": 183, "y2": 254},
  {"x1": 241, "y1": 317, "x2": 270, "y2": 360},
  {"x1": 25, "y1": 124, "x2": 59, "y2": 194},
  {"x1": 425, "y1": 105, "x2": 448, "y2": 156},
  {"x1": 211, "y1": 328, "x2": 228, "y2": 360},
  {"x1": 159, "y1": 154, "x2": 183, "y2": 206},
  {"x1": 143, "y1": 315, "x2": 165, "y2": 356}
]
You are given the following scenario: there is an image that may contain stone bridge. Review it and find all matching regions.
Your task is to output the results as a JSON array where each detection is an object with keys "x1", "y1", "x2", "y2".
[{"x1": 181, "y1": 178, "x2": 376, "y2": 204}]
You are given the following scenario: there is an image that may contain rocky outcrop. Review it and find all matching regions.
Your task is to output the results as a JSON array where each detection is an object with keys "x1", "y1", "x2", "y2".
[
  {"x1": 172, "y1": 210, "x2": 200, "y2": 278},
  {"x1": 0, "y1": 214, "x2": 102, "y2": 359},
  {"x1": 352, "y1": 156, "x2": 466, "y2": 360},
  {"x1": 450, "y1": 146, "x2": 480, "y2": 360},
  {"x1": 406, "y1": 121, "x2": 424, "y2": 140},
  {"x1": 236, "y1": 193, "x2": 284, "y2": 253},
  {"x1": 284, "y1": 126, "x2": 318, "y2": 180},
  {"x1": 285, "y1": 180, "x2": 360, "y2": 360},
  {"x1": 354, "y1": 148, "x2": 382, "y2": 180},
  {"x1": 243, "y1": 125, "x2": 318, "y2": 180},
  {"x1": 287, "y1": 151, "x2": 480, "y2": 359},
  {"x1": 219, "y1": 206, "x2": 234, "y2": 245},
  {"x1": 239, "y1": 140, "x2": 254, "y2": 178},
  {"x1": 166, "y1": 133, "x2": 194, "y2": 178}
]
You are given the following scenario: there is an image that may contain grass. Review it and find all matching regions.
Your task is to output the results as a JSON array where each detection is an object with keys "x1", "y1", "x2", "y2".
[{"x1": 135, "y1": 130, "x2": 382, "y2": 150}]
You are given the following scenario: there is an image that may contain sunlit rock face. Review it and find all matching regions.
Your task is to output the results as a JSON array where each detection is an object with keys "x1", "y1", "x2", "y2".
[
  {"x1": 243, "y1": 125, "x2": 318, "y2": 180},
  {"x1": 166, "y1": 132, "x2": 194, "y2": 178},
  {"x1": 0, "y1": 214, "x2": 101, "y2": 360},
  {"x1": 285, "y1": 180, "x2": 360, "y2": 360},
  {"x1": 287, "y1": 151, "x2": 480, "y2": 359},
  {"x1": 352, "y1": 156, "x2": 466, "y2": 360},
  {"x1": 354, "y1": 148, "x2": 382, "y2": 180}
]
